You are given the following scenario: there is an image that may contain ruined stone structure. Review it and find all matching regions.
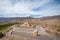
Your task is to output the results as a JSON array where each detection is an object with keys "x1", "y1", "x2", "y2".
[{"x1": 20, "y1": 22, "x2": 35, "y2": 28}]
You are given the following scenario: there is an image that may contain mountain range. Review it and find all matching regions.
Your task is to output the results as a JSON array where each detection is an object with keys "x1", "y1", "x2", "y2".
[{"x1": 0, "y1": 15, "x2": 60, "y2": 22}]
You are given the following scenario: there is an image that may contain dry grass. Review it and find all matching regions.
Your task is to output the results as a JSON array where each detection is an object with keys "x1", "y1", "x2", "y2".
[
  {"x1": 18, "y1": 19, "x2": 60, "y2": 36},
  {"x1": 15, "y1": 19, "x2": 60, "y2": 32}
]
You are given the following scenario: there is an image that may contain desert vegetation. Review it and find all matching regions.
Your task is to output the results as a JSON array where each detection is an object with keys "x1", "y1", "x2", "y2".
[{"x1": 0, "y1": 22, "x2": 19, "y2": 31}]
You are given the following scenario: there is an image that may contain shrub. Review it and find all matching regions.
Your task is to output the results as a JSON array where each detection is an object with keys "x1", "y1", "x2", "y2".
[
  {"x1": 0, "y1": 32, "x2": 4, "y2": 38},
  {"x1": 0, "y1": 22, "x2": 18, "y2": 30}
]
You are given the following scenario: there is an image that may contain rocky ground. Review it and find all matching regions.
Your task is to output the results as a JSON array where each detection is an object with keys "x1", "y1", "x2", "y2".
[{"x1": 0, "y1": 26, "x2": 54, "y2": 40}]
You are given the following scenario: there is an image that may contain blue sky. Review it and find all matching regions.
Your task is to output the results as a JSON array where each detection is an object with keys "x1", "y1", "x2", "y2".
[{"x1": 0, "y1": 0, "x2": 60, "y2": 18}]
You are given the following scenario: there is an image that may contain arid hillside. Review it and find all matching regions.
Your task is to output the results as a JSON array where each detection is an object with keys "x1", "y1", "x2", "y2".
[{"x1": 0, "y1": 15, "x2": 60, "y2": 31}]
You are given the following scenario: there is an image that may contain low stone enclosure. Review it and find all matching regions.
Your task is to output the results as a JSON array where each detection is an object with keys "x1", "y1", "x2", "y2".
[
  {"x1": 8, "y1": 25, "x2": 49, "y2": 37},
  {"x1": 10, "y1": 27, "x2": 38, "y2": 36}
]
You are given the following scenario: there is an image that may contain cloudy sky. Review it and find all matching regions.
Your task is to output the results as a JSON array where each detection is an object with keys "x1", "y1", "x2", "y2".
[{"x1": 0, "y1": 0, "x2": 60, "y2": 18}]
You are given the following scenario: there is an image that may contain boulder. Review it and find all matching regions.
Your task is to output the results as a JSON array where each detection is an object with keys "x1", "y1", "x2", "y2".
[{"x1": 32, "y1": 30, "x2": 38, "y2": 36}]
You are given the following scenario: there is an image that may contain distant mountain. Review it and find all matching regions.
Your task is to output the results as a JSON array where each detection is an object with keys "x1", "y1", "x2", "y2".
[
  {"x1": 0, "y1": 17, "x2": 33, "y2": 22},
  {"x1": 39, "y1": 15, "x2": 60, "y2": 20},
  {"x1": 0, "y1": 15, "x2": 60, "y2": 22}
]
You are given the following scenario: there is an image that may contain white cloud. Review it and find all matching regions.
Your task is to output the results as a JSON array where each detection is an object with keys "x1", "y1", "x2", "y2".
[{"x1": 0, "y1": 0, "x2": 60, "y2": 17}]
